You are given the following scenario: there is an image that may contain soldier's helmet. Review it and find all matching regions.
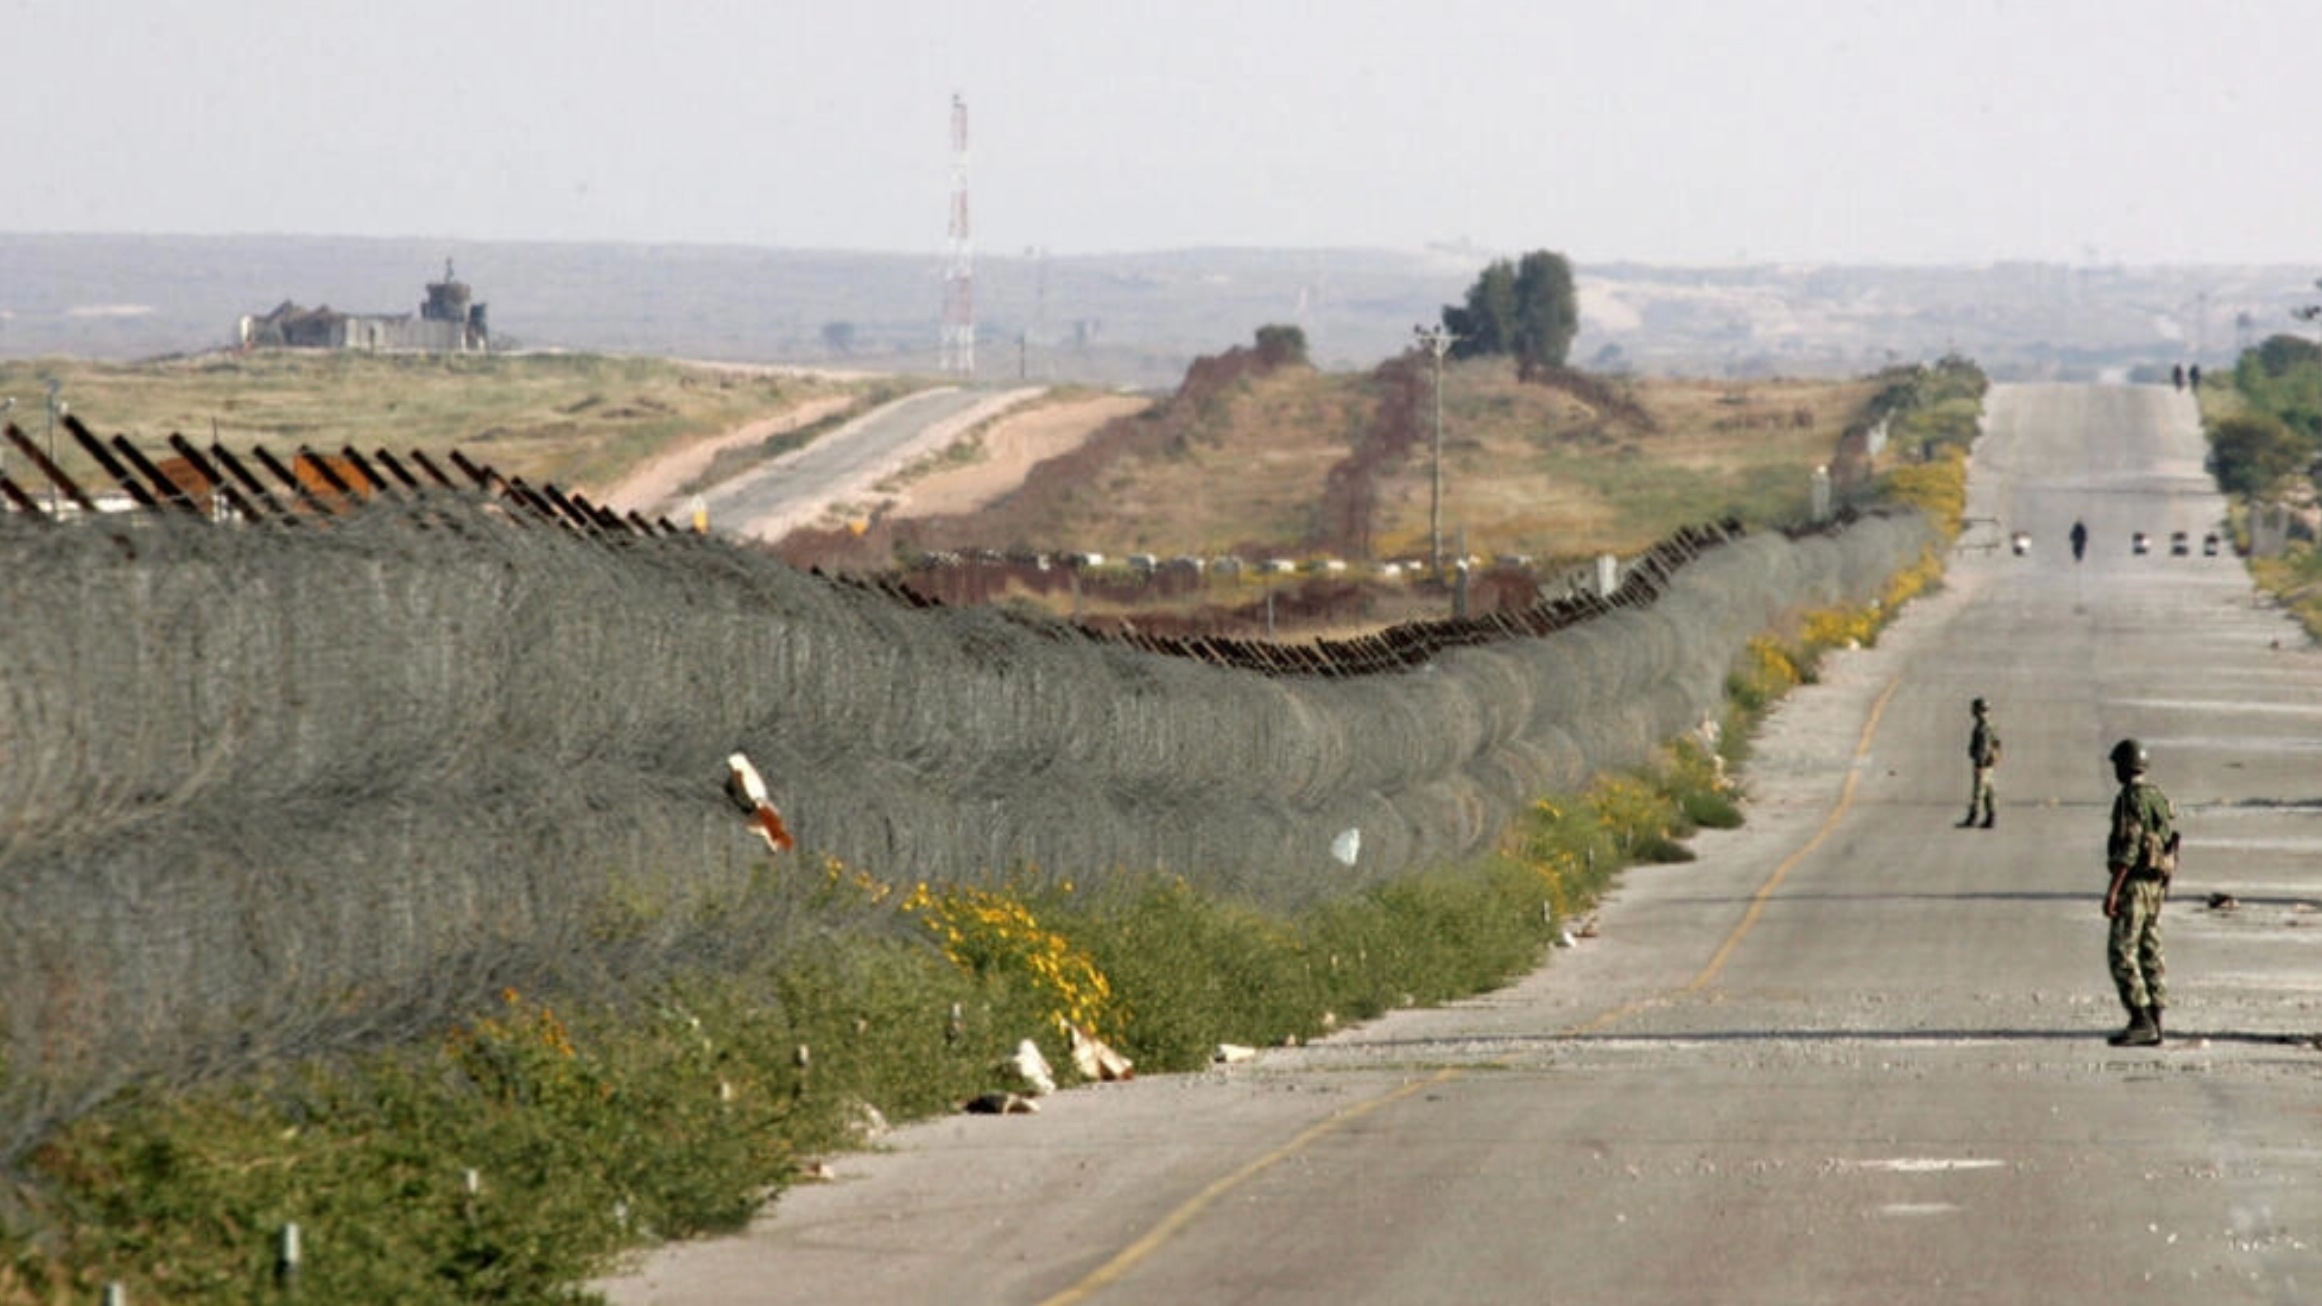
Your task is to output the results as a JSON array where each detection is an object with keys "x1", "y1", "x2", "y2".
[
  {"x1": 1971, "y1": 697, "x2": 1988, "y2": 713},
  {"x1": 2109, "y1": 738, "x2": 2148, "y2": 777}
]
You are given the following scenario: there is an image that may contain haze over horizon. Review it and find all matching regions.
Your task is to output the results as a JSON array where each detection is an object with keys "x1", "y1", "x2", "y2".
[{"x1": 10, "y1": 0, "x2": 2319, "y2": 270}]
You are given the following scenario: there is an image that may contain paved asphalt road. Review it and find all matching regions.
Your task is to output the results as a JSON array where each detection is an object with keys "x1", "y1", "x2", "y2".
[
  {"x1": 698, "y1": 386, "x2": 1040, "y2": 542},
  {"x1": 604, "y1": 382, "x2": 2322, "y2": 1305}
]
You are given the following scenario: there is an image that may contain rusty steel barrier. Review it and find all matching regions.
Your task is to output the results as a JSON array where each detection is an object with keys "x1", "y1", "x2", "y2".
[{"x1": 1, "y1": 417, "x2": 682, "y2": 540}]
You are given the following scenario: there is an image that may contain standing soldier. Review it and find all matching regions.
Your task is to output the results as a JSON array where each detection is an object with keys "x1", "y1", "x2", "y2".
[
  {"x1": 2103, "y1": 738, "x2": 2178, "y2": 1047},
  {"x1": 1959, "y1": 698, "x2": 2000, "y2": 828}
]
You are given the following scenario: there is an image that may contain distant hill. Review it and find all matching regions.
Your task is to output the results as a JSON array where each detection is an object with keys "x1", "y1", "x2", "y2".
[{"x1": 1, "y1": 233, "x2": 2313, "y2": 386}]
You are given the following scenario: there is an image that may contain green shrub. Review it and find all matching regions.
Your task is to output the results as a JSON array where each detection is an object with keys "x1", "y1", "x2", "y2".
[
  {"x1": 2208, "y1": 411, "x2": 2315, "y2": 497},
  {"x1": 1680, "y1": 787, "x2": 1745, "y2": 830}
]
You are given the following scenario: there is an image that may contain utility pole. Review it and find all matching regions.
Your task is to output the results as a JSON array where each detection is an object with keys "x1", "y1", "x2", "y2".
[{"x1": 1413, "y1": 324, "x2": 1456, "y2": 578}]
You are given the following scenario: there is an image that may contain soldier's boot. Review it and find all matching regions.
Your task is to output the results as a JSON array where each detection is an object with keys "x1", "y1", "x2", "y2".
[
  {"x1": 2146, "y1": 1005, "x2": 2164, "y2": 1044},
  {"x1": 1957, "y1": 810, "x2": 1979, "y2": 828},
  {"x1": 1979, "y1": 808, "x2": 1995, "y2": 829},
  {"x1": 2108, "y1": 1008, "x2": 2161, "y2": 1047}
]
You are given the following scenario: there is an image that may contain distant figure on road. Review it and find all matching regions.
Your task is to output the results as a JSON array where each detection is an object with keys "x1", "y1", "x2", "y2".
[
  {"x1": 1958, "y1": 698, "x2": 2000, "y2": 828},
  {"x1": 2189, "y1": 363, "x2": 2202, "y2": 390},
  {"x1": 2171, "y1": 363, "x2": 2186, "y2": 390},
  {"x1": 2069, "y1": 519, "x2": 2088, "y2": 562},
  {"x1": 2103, "y1": 738, "x2": 2178, "y2": 1047}
]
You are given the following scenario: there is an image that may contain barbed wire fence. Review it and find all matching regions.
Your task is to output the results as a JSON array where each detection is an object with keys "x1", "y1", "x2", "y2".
[{"x1": 0, "y1": 440, "x2": 1929, "y2": 1168}]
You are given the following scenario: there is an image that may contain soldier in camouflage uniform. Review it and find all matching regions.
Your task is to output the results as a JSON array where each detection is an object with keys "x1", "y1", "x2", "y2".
[
  {"x1": 2103, "y1": 738, "x2": 2177, "y2": 1047},
  {"x1": 1958, "y1": 698, "x2": 2000, "y2": 828}
]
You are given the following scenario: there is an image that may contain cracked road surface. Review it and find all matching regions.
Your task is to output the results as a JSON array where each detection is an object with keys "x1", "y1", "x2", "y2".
[{"x1": 603, "y1": 382, "x2": 2322, "y2": 1305}]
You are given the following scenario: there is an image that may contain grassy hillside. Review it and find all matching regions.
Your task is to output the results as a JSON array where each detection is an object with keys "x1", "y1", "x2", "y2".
[
  {"x1": 0, "y1": 351, "x2": 884, "y2": 499},
  {"x1": 1370, "y1": 364, "x2": 1876, "y2": 561},
  {"x1": 818, "y1": 350, "x2": 1877, "y2": 572},
  {"x1": 6, "y1": 344, "x2": 1890, "y2": 634}
]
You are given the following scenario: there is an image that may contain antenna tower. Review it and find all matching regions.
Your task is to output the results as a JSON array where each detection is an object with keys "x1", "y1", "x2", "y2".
[{"x1": 941, "y1": 92, "x2": 975, "y2": 376}]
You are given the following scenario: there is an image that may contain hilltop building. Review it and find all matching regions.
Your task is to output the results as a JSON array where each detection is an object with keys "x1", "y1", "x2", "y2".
[{"x1": 239, "y1": 261, "x2": 489, "y2": 353}]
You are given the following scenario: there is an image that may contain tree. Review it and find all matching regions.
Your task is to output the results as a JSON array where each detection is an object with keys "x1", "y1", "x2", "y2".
[
  {"x1": 1253, "y1": 323, "x2": 1309, "y2": 367},
  {"x1": 2255, "y1": 332, "x2": 2322, "y2": 377},
  {"x1": 1511, "y1": 250, "x2": 1579, "y2": 377},
  {"x1": 1444, "y1": 260, "x2": 1518, "y2": 359},
  {"x1": 820, "y1": 321, "x2": 857, "y2": 355},
  {"x1": 2208, "y1": 411, "x2": 2315, "y2": 496},
  {"x1": 2235, "y1": 334, "x2": 2322, "y2": 441},
  {"x1": 1441, "y1": 249, "x2": 1578, "y2": 375}
]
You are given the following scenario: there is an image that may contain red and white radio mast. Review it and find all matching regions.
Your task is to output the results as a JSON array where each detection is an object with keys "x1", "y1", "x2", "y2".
[{"x1": 940, "y1": 92, "x2": 975, "y2": 377}]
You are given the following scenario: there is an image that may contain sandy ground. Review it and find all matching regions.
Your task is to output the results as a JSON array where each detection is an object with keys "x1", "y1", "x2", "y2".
[
  {"x1": 595, "y1": 395, "x2": 858, "y2": 518},
  {"x1": 878, "y1": 392, "x2": 1151, "y2": 520}
]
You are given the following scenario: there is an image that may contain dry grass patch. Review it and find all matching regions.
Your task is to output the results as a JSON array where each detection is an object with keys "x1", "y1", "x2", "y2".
[
  {"x1": 846, "y1": 354, "x2": 1888, "y2": 585},
  {"x1": 898, "y1": 361, "x2": 1877, "y2": 567},
  {"x1": 1031, "y1": 366, "x2": 1372, "y2": 556},
  {"x1": 1365, "y1": 364, "x2": 1875, "y2": 563},
  {"x1": 0, "y1": 352, "x2": 878, "y2": 498}
]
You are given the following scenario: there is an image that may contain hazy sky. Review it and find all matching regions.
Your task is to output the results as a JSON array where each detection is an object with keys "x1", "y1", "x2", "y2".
[{"x1": 10, "y1": 0, "x2": 2318, "y2": 266}]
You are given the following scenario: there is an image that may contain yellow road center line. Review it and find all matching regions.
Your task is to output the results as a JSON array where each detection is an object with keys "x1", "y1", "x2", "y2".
[
  {"x1": 1685, "y1": 672, "x2": 1901, "y2": 994},
  {"x1": 1553, "y1": 672, "x2": 1900, "y2": 1036},
  {"x1": 1040, "y1": 672, "x2": 1903, "y2": 1303},
  {"x1": 1034, "y1": 1068, "x2": 1457, "y2": 1306}
]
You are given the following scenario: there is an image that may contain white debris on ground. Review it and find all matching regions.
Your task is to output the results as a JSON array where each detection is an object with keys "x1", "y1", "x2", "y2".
[
  {"x1": 844, "y1": 1100, "x2": 890, "y2": 1144},
  {"x1": 1068, "y1": 1022, "x2": 1134, "y2": 1081},
  {"x1": 1003, "y1": 1039, "x2": 1056, "y2": 1096}
]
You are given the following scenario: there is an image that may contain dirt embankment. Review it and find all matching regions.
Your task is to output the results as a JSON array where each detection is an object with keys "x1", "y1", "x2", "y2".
[
  {"x1": 882, "y1": 393, "x2": 1153, "y2": 521},
  {"x1": 1309, "y1": 354, "x2": 1424, "y2": 559}
]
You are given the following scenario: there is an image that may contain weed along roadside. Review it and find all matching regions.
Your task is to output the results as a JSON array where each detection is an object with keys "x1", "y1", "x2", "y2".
[
  {"x1": 0, "y1": 362, "x2": 1978, "y2": 1300},
  {"x1": 2, "y1": 758, "x2": 1734, "y2": 1304}
]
